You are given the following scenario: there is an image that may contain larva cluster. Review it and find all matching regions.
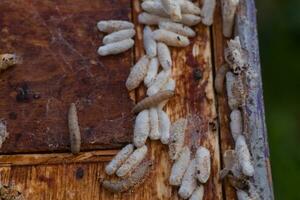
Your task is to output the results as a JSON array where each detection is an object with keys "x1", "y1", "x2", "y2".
[
  {"x1": 0, "y1": 53, "x2": 20, "y2": 71},
  {"x1": 0, "y1": 120, "x2": 9, "y2": 148},
  {"x1": 68, "y1": 103, "x2": 81, "y2": 154},
  {"x1": 97, "y1": 20, "x2": 135, "y2": 56}
]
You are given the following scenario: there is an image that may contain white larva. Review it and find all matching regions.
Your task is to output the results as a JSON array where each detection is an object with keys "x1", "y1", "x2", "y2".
[
  {"x1": 102, "y1": 29, "x2": 136, "y2": 45},
  {"x1": 153, "y1": 29, "x2": 190, "y2": 47},
  {"x1": 236, "y1": 190, "x2": 251, "y2": 200},
  {"x1": 143, "y1": 26, "x2": 157, "y2": 58},
  {"x1": 169, "y1": 118, "x2": 188, "y2": 160},
  {"x1": 178, "y1": 159, "x2": 197, "y2": 199},
  {"x1": 97, "y1": 39, "x2": 134, "y2": 56},
  {"x1": 195, "y1": 146, "x2": 211, "y2": 183},
  {"x1": 157, "y1": 42, "x2": 172, "y2": 70},
  {"x1": 235, "y1": 135, "x2": 254, "y2": 177},
  {"x1": 158, "y1": 78, "x2": 176, "y2": 109},
  {"x1": 144, "y1": 57, "x2": 159, "y2": 87},
  {"x1": 158, "y1": 109, "x2": 171, "y2": 144},
  {"x1": 169, "y1": 146, "x2": 191, "y2": 186},
  {"x1": 126, "y1": 55, "x2": 150, "y2": 91},
  {"x1": 201, "y1": 0, "x2": 216, "y2": 26},
  {"x1": 147, "y1": 69, "x2": 171, "y2": 96},
  {"x1": 138, "y1": 12, "x2": 171, "y2": 25},
  {"x1": 189, "y1": 185, "x2": 204, "y2": 200},
  {"x1": 226, "y1": 71, "x2": 244, "y2": 110},
  {"x1": 181, "y1": 14, "x2": 202, "y2": 26},
  {"x1": 149, "y1": 108, "x2": 160, "y2": 140},
  {"x1": 97, "y1": 20, "x2": 134, "y2": 33},
  {"x1": 0, "y1": 54, "x2": 19, "y2": 71},
  {"x1": 230, "y1": 109, "x2": 243, "y2": 141},
  {"x1": 105, "y1": 144, "x2": 134, "y2": 175},
  {"x1": 158, "y1": 21, "x2": 196, "y2": 37},
  {"x1": 161, "y1": 0, "x2": 182, "y2": 21},
  {"x1": 133, "y1": 110, "x2": 150, "y2": 148},
  {"x1": 221, "y1": 0, "x2": 240, "y2": 37},
  {"x1": 116, "y1": 145, "x2": 148, "y2": 177},
  {"x1": 68, "y1": 103, "x2": 81, "y2": 154},
  {"x1": 141, "y1": 1, "x2": 169, "y2": 17},
  {"x1": 0, "y1": 120, "x2": 9, "y2": 148},
  {"x1": 179, "y1": 0, "x2": 201, "y2": 15}
]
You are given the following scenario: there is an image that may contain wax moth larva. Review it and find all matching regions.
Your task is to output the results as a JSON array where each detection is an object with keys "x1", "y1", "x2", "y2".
[
  {"x1": 169, "y1": 146, "x2": 191, "y2": 186},
  {"x1": 141, "y1": 1, "x2": 169, "y2": 17},
  {"x1": 226, "y1": 71, "x2": 244, "y2": 110},
  {"x1": 161, "y1": 0, "x2": 182, "y2": 21},
  {"x1": 0, "y1": 54, "x2": 19, "y2": 71},
  {"x1": 143, "y1": 26, "x2": 157, "y2": 58},
  {"x1": 220, "y1": 149, "x2": 241, "y2": 179},
  {"x1": 97, "y1": 20, "x2": 134, "y2": 33},
  {"x1": 158, "y1": 109, "x2": 171, "y2": 144},
  {"x1": 126, "y1": 55, "x2": 150, "y2": 91},
  {"x1": 235, "y1": 135, "x2": 254, "y2": 177},
  {"x1": 133, "y1": 110, "x2": 150, "y2": 148},
  {"x1": 153, "y1": 29, "x2": 190, "y2": 47},
  {"x1": 68, "y1": 103, "x2": 81, "y2": 154},
  {"x1": 189, "y1": 185, "x2": 204, "y2": 200},
  {"x1": 179, "y1": 0, "x2": 201, "y2": 15},
  {"x1": 0, "y1": 120, "x2": 8, "y2": 148},
  {"x1": 147, "y1": 69, "x2": 171, "y2": 96},
  {"x1": 195, "y1": 146, "x2": 211, "y2": 183},
  {"x1": 214, "y1": 64, "x2": 229, "y2": 94},
  {"x1": 132, "y1": 90, "x2": 175, "y2": 113},
  {"x1": 138, "y1": 12, "x2": 171, "y2": 25},
  {"x1": 157, "y1": 42, "x2": 172, "y2": 70},
  {"x1": 116, "y1": 145, "x2": 148, "y2": 177},
  {"x1": 149, "y1": 108, "x2": 160, "y2": 140},
  {"x1": 97, "y1": 39, "x2": 134, "y2": 56},
  {"x1": 178, "y1": 159, "x2": 197, "y2": 199},
  {"x1": 169, "y1": 118, "x2": 188, "y2": 160},
  {"x1": 105, "y1": 144, "x2": 134, "y2": 175},
  {"x1": 230, "y1": 109, "x2": 243, "y2": 141},
  {"x1": 102, "y1": 160, "x2": 153, "y2": 193},
  {"x1": 158, "y1": 78, "x2": 176, "y2": 109},
  {"x1": 221, "y1": 0, "x2": 240, "y2": 37},
  {"x1": 144, "y1": 57, "x2": 159, "y2": 87},
  {"x1": 102, "y1": 29, "x2": 136, "y2": 45},
  {"x1": 158, "y1": 21, "x2": 196, "y2": 37},
  {"x1": 181, "y1": 14, "x2": 202, "y2": 26},
  {"x1": 201, "y1": 0, "x2": 216, "y2": 26}
]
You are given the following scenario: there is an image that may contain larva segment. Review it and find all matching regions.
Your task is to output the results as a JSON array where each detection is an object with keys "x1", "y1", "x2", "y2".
[
  {"x1": 97, "y1": 39, "x2": 134, "y2": 56},
  {"x1": 133, "y1": 110, "x2": 150, "y2": 148},
  {"x1": 157, "y1": 42, "x2": 172, "y2": 70},
  {"x1": 0, "y1": 54, "x2": 19, "y2": 71},
  {"x1": 169, "y1": 118, "x2": 188, "y2": 160},
  {"x1": 132, "y1": 90, "x2": 175, "y2": 113},
  {"x1": 226, "y1": 71, "x2": 244, "y2": 110},
  {"x1": 143, "y1": 26, "x2": 157, "y2": 58},
  {"x1": 221, "y1": 0, "x2": 240, "y2": 37},
  {"x1": 147, "y1": 70, "x2": 171, "y2": 96},
  {"x1": 144, "y1": 57, "x2": 159, "y2": 87},
  {"x1": 200, "y1": 0, "x2": 216, "y2": 26},
  {"x1": 158, "y1": 78, "x2": 176, "y2": 109},
  {"x1": 105, "y1": 144, "x2": 134, "y2": 175},
  {"x1": 116, "y1": 145, "x2": 148, "y2": 177},
  {"x1": 126, "y1": 55, "x2": 150, "y2": 91},
  {"x1": 195, "y1": 146, "x2": 211, "y2": 183},
  {"x1": 0, "y1": 120, "x2": 9, "y2": 148},
  {"x1": 149, "y1": 108, "x2": 160, "y2": 140},
  {"x1": 214, "y1": 64, "x2": 229, "y2": 94},
  {"x1": 178, "y1": 159, "x2": 197, "y2": 199},
  {"x1": 235, "y1": 135, "x2": 254, "y2": 177},
  {"x1": 102, "y1": 160, "x2": 153, "y2": 193},
  {"x1": 158, "y1": 21, "x2": 196, "y2": 37},
  {"x1": 161, "y1": 0, "x2": 182, "y2": 21},
  {"x1": 158, "y1": 109, "x2": 171, "y2": 144},
  {"x1": 181, "y1": 14, "x2": 202, "y2": 26},
  {"x1": 179, "y1": 0, "x2": 201, "y2": 15},
  {"x1": 68, "y1": 103, "x2": 81, "y2": 154},
  {"x1": 153, "y1": 29, "x2": 190, "y2": 47},
  {"x1": 102, "y1": 29, "x2": 136, "y2": 45},
  {"x1": 230, "y1": 109, "x2": 243, "y2": 141},
  {"x1": 138, "y1": 12, "x2": 171, "y2": 25},
  {"x1": 189, "y1": 185, "x2": 204, "y2": 200},
  {"x1": 141, "y1": 1, "x2": 168, "y2": 17},
  {"x1": 169, "y1": 146, "x2": 191, "y2": 186},
  {"x1": 97, "y1": 20, "x2": 134, "y2": 33}
]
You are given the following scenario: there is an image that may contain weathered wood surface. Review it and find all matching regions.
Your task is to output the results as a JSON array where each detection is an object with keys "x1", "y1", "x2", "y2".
[
  {"x1": 0, "y1": 0, "x2": 273, "y2": 199},
  {"x1": 0, "y1": 0, "x2": 134, "y2": 153}
]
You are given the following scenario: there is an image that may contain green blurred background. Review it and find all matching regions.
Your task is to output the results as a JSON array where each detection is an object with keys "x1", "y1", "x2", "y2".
[{"x1": 256, "y1": 0, "x2": 300, "y2": 199}]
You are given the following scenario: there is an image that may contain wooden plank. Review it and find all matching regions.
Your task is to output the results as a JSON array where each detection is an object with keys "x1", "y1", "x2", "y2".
[{"x1": 0, "y1": 0, "x2": 134, "y2": 153}]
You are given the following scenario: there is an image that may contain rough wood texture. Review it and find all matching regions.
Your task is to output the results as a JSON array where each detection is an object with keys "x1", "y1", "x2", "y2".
[{"x1": 0, "y1": 0, "x2": 134, "y2": 153}]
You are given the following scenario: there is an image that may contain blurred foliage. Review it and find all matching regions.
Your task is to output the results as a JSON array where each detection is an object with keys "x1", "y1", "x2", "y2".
[{"x1": 256, "y1": 0, "x2": 300, "y2": 199}]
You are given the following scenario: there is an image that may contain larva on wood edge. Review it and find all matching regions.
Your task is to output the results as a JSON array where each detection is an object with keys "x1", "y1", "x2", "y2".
[
  {"x1": 169, "y1": 118, "x2": 188, "y2": 160},
  {"x1": 235, "y1": 135, "x2": 254, "y2": 177},
  {"x1": 98, "y1": 39, "x2": 134, "y2": 56},
  {"x1": 133, "y1": 110, "x2": 150, "y2": 148},
  {"x1": 178, "y1": 159, "x2": 197, "y2": 199},
  {"x1": 153, "y1": 29, "x2": 190, "y2": 47},
  {"x1": 195, "y1": 146, "x2": 211, "y2": 183},
  {"x1": 102, "y1": 29, "x2": 136, "y2": 45},
  {"x1": 97, "y1": 20, "x2": 134, "y2": 33},
  {"x1": 68, "y1": 103, "x2": 81, "y2": 154}
]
